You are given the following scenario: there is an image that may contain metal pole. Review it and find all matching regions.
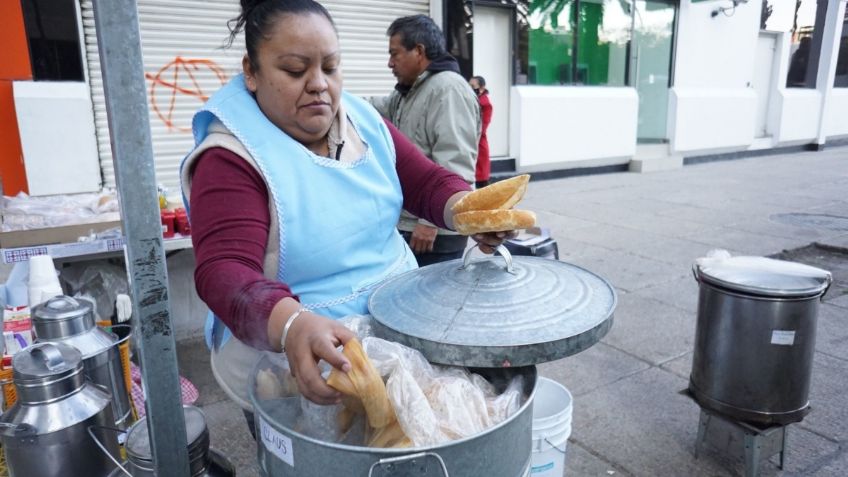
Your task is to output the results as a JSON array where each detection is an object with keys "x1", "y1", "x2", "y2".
[{"x1": 90, "y1": 1, "x2": 190, "y2": 475}]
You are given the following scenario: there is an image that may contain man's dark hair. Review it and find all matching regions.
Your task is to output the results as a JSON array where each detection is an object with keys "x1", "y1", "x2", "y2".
[
  {"x1": 471, "y1": 76, "x2": 486, "y2": 87},
  {"x1": 387, "y1": 14, "x2": 447, "y2": 60}
]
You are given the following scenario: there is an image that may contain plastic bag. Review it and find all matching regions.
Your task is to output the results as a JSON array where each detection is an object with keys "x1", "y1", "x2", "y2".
[
  {"x1": 252, "y1": 315, "x2": 526, "y2": 448},
  {"x1": 60, "y1": 261, "x2": 129, "y2": 321},
  {"x1": 2, "y1": 191, "x2": 120, "y2": 232}
]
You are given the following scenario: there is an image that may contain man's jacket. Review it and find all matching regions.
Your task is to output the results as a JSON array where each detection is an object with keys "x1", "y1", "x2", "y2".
[{"x1": 369, "y1": 65, "x2": 481, "y2": 234}]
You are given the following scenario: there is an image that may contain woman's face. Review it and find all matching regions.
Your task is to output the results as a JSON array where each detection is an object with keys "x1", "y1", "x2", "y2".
[{"x1": 243, "y1": 13, "x2": 341, "y2": 150}]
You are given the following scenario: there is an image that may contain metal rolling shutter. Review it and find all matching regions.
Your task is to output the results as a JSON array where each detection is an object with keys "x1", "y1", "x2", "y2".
[{"x1": 80, "y1": 0, "x2": 428, "y2": 193}]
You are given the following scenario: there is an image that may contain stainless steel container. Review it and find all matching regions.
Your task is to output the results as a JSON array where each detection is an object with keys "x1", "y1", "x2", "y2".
[
  {"x1": 0, "y1": 342, "x2": 120, "y2": 477},
  {"x1": 690, "y1": 256, "x2": 832, "y2": 424},
  {"x1": 32, "y1": 295, "x2": 133, "y2": 428},
  {"x1": 117, "y1": 405, "x2": 234, "y2": 477},
  {"x1": 252, "y1": 246, "x2": 617, "y2": 477},
  {"x1": 254, "y1": 363, "x2": 536, "y2": 477}
]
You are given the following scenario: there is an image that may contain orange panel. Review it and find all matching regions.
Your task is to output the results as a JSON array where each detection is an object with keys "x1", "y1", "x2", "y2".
[
  {"x1": 0, "y1": 81, "x2": 28, "y2": 195},
  {"x1": 0, "y1": 1, "x2": 32, "y2": 80}
]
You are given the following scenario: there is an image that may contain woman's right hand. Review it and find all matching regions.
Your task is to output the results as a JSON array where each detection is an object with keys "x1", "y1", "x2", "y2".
[{"x1": 282, "y1": 310, "x2": 356, "y2": 404}]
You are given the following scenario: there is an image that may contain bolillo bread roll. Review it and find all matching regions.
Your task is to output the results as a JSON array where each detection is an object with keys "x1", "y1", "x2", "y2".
[
  {"x1": 453, "y1": 209, "x2": 537, "y2": 236},
  {"x1": 451, "y1": 174, "x2": 530, "y2": 215}
]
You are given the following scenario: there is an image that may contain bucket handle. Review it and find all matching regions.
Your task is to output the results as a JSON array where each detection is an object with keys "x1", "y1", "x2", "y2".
[
  {"x1": 367, "y1": 451, "x2": 449, "y2": 477},
  {"x1": 461, "y1": 243, "x2": 514, "y2": 274},
  {"x1": 543, "y1": 437, "x2": 567, "y2": 454},
  {"x1": 87, "y1": 425, "x2": 132, "y2": 477}
]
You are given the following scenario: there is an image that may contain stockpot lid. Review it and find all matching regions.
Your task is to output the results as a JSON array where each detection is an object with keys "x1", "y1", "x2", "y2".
[
  {"x1": 694, "y1": 255, "x2": 832, "y2": 298},
  {"x1": 32, "y1": 295, "x2": 96, "y2": 339},
  {"x1": 368, "y1": 246, "x2": 617, "y2": 368},
  {"x1": 13, "y1": 342, "x2": 83, "y2": 383},
  {"x1": 126, "y1": 405, "x2": 209, "y2": 463}
]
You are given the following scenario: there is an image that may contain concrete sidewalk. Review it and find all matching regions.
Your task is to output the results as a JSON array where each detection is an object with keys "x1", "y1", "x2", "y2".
[{"x1": 180, "y1": 146, "x2": 848, "y2": 476}]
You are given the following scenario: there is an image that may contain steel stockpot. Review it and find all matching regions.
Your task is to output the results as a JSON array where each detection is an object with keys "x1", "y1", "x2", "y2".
[
  {"x1": 104, "y1": 405, "x2": 235, "y2": 477},
  {"x1": 251, "y1": 246, "x2": 617, "y2": 477},
  {"x1": 32, "y1": 295, "x2": 133, "y2": 428},
  {"x1": 0, "y1": 342, "x2": 120, "y2": 477},
  {"x1": 690, "y1": 255, "x2": 832, "y2": 424}
]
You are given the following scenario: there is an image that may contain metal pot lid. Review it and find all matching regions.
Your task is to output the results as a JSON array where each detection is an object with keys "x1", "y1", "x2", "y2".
[
  {"x1": 694, "y1": 255, "x2": 832, "y2": 298},
  {"x1": 368, "y1": 246, "x2": 617, "y2": 368},
  {"x1": 32, "y1": 295, "x2": 96, "y2": 338},
  {"x1": 12, "y1": 342, "x2": 82, "y2": 382},
  {"x1": 127, "y1": 405, "x2": 209, "y2": 461}
]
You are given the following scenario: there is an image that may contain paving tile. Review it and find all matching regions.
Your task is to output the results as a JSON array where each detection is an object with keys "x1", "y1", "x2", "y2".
[
  {"x1": 693, "y1": 423, "x2": 841, "y2": 477},
  {"x1": 729, "y1": 215, "x2": 841, "y2": 242},
  {"x1": 657, "y1": 204, "x2": 769, "y2": 228},
  {"x1": 809, "y1": 449, "x2": 848, "y2": 477},
  {"x1": 600, "y1": 293, "x2": 697, "y2": 366},
  {"x1": 633, "y1": 274, "x2": 701, "y2": 314},
  {"x1": 816, "y1": 304, "x2": 848, "y2": 361},
  {"x1": 828, "y1": 293, "x2": 848, "y2": 309},
  {"x1": 177, "y1": 337, "x2": 229, "y2": 407},
  {"x1": 763, "y1": 427, "x2": 842, "y2": 476},
  {"x1": 567, "y1": 249, "x2": 684, "y2": 293},
  {"x1": 570, "y1": 367, "x2": 735, "y2": 477},
  {"x1": 801, "y1": 352, "x2": 848, "y2": 442},
  {"x1": 678, "y1": 226, "x2": 808, "y2": 256},
  {"x1": 538, "y1": 342, "x2": 651, "y2": 398},
  {"x1": 202, "y1": 400, "x2": 261, "y2": 477},
  {"x1": 563, "y1": 440, "x2": 632, "y2": 477},
  {"x1": 659, "y1": 352, "x2": 693, "y2": 381}
]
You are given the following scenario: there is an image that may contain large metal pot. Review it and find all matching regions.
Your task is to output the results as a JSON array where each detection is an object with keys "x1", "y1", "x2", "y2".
[
  {"x1": 113, "y1": 405, "x2": 236, "y2": 477},
  {"x1": 253, "y1": 360, "x2": 536, "y2": 477},
  {"x1": 690, "y1": 256, "x2": 832, "y2": 424},
  {"x1": 251, "y1": 247, "x2": 616, "y2": 477},
  {"x1": 0, "y1": 342, "x2": 120, "y2": 477},
  {"x1": 32, "y1": 295, "x2": 133, "y2": 428}
]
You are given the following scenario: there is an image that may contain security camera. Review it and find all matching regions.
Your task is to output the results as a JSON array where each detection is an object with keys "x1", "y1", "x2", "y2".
[{"x1": 711, "y1": 0, "x2": 749, "y2": 18}]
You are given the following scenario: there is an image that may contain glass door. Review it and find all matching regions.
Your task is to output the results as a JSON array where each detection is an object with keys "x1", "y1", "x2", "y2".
[{"x1": 629, "y1": 0, "x2": 676, "y2": 142}]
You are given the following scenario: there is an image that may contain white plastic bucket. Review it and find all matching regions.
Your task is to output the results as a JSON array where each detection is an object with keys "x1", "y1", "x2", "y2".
[{"x1": 530, "y1": 377, "x2": 573, "y2": 476}]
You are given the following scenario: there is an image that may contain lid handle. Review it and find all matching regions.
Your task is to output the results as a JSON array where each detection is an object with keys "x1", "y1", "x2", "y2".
[
  {"x1": 30, "y1": 343, "x2": 65, "y2": 371},
  {"x1": 46, "y1": 296, "x2": 78, "y2": 310},
  {"x1": 461, "y1": 244, "x2": 514, "y2": 274}
]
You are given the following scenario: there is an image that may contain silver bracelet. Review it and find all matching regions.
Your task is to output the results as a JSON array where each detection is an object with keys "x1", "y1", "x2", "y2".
[{"x1": 280, "y1": 307, "x2": 308, "y2": 353}]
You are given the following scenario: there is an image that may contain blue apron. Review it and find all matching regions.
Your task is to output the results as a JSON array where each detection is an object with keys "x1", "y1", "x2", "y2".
[{"x1": 181, "y1": 75, "x2": 416, "y2": 349}]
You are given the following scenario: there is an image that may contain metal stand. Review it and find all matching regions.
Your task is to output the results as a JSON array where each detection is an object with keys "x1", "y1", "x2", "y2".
[{"x1": 694, "y1": 408, "x2": 788, "y2": 477}]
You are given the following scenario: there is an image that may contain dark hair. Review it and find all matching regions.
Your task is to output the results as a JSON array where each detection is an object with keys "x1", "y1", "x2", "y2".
[
  {"x1": 471, "y1": 76, "x2": 486, "y2": 87},
  {"x1": 227, "y1": 0, "x2": 337, "y2": 71},
  {"x1": 386, "y1": 14, "x2": 447, "y2": 60}
]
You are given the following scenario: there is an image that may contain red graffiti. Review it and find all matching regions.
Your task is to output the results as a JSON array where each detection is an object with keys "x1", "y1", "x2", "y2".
[{"x1": 145, "y1": 57, "x2": 228, "y2": 132}]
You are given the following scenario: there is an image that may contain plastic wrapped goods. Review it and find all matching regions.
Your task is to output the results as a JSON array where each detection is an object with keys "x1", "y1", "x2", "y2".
[{"x1": 253, "y1": 315, "x2": 525, "y2": 448}]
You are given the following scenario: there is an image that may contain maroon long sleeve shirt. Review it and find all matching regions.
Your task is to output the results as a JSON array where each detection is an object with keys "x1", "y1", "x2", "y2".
[{"x1": 190, "y1": 119, "x2": 470, "y2": 348}]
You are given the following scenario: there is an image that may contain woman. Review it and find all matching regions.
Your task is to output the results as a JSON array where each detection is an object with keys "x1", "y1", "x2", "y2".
[
  {"x1": 180, "y1": 0, "x2": 513, "y2": 411},
  {"x1": 469, "y1": 75, "x2": 492, "y2": 189}
]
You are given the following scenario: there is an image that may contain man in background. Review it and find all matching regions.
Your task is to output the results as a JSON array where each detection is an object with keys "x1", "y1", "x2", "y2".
[{"x1": 369, "y1": 14, "x2": 481, "y2": 266}]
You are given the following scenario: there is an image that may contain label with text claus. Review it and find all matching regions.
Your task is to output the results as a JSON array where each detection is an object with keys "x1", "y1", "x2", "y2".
[{"x1": 260, "y1": 415, "x2": 294, "y2": 466}]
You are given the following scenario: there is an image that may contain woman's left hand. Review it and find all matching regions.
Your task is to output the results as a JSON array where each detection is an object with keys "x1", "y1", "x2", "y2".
[{"x1": 471, "y1": 230, "x2": 518, "y2": 254}]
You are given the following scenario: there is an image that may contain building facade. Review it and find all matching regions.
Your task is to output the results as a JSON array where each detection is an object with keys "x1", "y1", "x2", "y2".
[{"x1": 1, "y1": 0, "x2": 846, "y2": 195}]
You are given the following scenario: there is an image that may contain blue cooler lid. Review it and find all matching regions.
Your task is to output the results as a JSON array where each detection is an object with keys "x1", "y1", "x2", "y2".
[{"x1": 368, "y1": 246, "x2": 617, "y2": 368}]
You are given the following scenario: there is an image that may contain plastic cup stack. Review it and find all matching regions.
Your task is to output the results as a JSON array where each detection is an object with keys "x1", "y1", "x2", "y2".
[{"x1": 27, "y1": 255, "x2": 63, "y2": 307}]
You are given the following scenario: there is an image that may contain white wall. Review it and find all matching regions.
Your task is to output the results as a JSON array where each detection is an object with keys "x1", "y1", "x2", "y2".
[
  {"x1": 668, "y1": 87, "x2": 757, "y2": 152},
  {"x1": 668, "y1": 0, "x2": 761, "y2": 154},
  {"x1": 510, "y1": 86, "x2": 638, "y2": 170},
  {"x1": 13, "y1": 82, "x2": 101, "y2": 196},
  {"x1": 774, "y1": 89, "x2": 822, "y2": 143},
  {"x1": 825, "y1": 88, "x2": 848, "y2": 138}
]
